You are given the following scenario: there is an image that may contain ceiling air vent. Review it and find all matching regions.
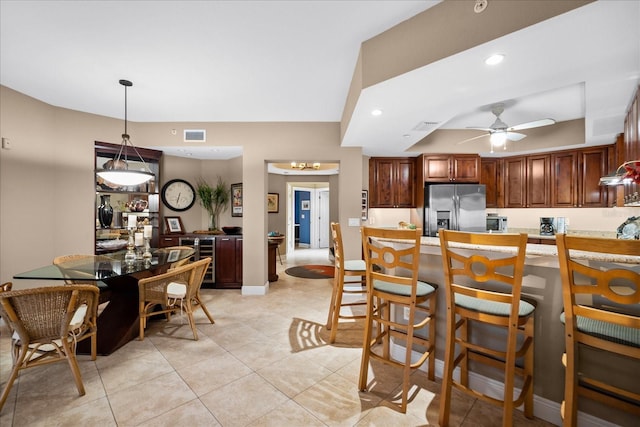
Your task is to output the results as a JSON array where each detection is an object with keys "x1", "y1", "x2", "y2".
[
  {"x1": 184, "y1": 129, "x2": 206, "y2": 142},
  {"x1": 412, "y1": 121, "x2": 440, "y2": 131}
]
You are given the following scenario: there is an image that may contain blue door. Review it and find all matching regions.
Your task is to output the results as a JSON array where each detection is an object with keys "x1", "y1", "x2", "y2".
[{"x1": 295, "y1": 190, "x2": 311, "y2": 246}]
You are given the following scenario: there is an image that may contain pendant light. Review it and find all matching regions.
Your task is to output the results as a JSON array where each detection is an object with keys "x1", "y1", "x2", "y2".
[{"x1": 96, "y1": 79, "x2": 154, "y2": 186}]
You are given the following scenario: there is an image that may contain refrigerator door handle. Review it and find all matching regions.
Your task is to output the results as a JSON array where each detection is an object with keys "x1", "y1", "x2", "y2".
[{"x1": 453, "y1": 195, "x2": 459, "y2": 230}]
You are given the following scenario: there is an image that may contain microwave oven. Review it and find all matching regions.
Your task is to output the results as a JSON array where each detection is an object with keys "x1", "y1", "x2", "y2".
[{"x1": 486, "y1": 216, "x2": 508, "y2": 233}]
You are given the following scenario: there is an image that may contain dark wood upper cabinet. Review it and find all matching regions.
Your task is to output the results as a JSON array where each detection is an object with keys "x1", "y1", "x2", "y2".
[
  {"x1": 551, "y1": 151, "x2": 578, "y2": 207},
  {"x1": 423, "y1": 154, "x2": 480, "y2": 183},
  {"x1": 503, "y1": 157, "x2": 527, "y2": 208},
  {"x1": 480, "y1": 158, "x2": 503, "y2": 208},
  {"x1": 526, "y1": 154, "x2": 551, "y2": 208},
  {"x1": 578, "y1": 147, "x2": 608, "y2": 207},
  {"x1": 503, "y1": 154, "x2": 551, "y2": 208},
  {"x1": 369, "y1": 157, "x2": 416, "y2": 208}
]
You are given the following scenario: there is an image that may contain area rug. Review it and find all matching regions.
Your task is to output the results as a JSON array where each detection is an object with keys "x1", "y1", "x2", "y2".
[{"x1": 285, "y1": 264, "x2": 334, "y2": 279}]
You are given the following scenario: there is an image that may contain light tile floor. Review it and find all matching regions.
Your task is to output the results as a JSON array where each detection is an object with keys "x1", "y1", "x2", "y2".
[{"x1": 0, "y1": 248, "x2": 555, "y2": 426}]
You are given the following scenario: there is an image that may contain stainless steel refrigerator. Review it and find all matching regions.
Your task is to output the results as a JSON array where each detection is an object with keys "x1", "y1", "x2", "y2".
[{"x1": 424, "y1": 184, "x2": 486, "y2": 236}]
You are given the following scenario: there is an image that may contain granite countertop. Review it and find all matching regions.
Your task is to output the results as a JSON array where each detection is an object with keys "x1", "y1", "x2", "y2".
[{"x1": 416, "y1": 235, "x2": 640, "y2": 264}]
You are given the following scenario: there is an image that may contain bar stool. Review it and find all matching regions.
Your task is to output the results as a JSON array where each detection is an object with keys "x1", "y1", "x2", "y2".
[
  {"x1": 326, "y1": 222, "x2": 367, "y2": 343},
  {"x1": 556, "y1": 234, "x2": 640, "y2": 426},
  {"x1": 439, "y1": 230, "x2": 534, "y2": 427},
  {"x1": 359, "y1": 226, "x2": 437, "y2": 413}
]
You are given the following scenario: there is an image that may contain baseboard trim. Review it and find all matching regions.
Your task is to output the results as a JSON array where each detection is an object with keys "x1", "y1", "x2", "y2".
[{"x1": 241, "y1": 282, "x2": 269, "y2": 295}]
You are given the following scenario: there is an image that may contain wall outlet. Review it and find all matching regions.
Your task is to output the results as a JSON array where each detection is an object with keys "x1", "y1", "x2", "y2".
[
  {"x1": 1, "y1": 137, "x2": 10, "y2": 150},
  {"x1": 348, "y1": 217, "x2": 360, "y2": 226}
]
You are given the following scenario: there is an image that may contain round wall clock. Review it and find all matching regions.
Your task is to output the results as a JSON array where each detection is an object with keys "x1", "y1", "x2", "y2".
[{"x1": 161, "y1": 179, "x2": 196, "y2": 212}]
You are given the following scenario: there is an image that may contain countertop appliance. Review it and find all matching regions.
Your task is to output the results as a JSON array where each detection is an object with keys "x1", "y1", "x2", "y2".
[
  {"x1": 540, "y1": 217, "x2": 555, "y2": 236},
  {"x1": 424, "y1": 184, "x2": 486, "y2": 237},
  {"x1": 486, "y1": 215, "x2": 508, "y2": 233}
]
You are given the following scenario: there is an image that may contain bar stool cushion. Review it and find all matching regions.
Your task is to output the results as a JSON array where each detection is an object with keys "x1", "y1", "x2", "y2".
[
  {"x1": 344, "y1": 259, "x2": 366, "y2": 271},
  {"x1": 560, "y1": 312, "x2": 640, "y2": 348},
  {"x1": 373, "y1": 279, "x2": 436, "y2": 297},
  {"x1": 455, "y1": 294, "x2": 535, "y2": 317}
]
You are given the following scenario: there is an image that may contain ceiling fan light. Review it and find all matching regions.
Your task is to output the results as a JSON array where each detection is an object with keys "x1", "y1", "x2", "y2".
[{"x1": 490, "y1": 131, "x2": 507, "y2": 146}]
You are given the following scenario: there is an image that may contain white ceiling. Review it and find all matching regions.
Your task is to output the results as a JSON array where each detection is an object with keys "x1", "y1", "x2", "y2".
[{"x1": 1, "y1": 1, "x2": 639, "y2": 161}]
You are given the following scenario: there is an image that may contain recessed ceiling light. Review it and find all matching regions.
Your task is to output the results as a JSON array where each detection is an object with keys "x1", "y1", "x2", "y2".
[
  {"x1": 485, "y1": 54, "x2": 505, "y2": 65},
  {"x1": 371, "y1": 109, "x2": 383, "y2": 116}
]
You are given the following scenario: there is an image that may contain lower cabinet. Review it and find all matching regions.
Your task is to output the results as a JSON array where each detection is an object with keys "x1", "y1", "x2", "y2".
[{"x1": 215, "y1": 235, "x2": 243, "y2": 289}]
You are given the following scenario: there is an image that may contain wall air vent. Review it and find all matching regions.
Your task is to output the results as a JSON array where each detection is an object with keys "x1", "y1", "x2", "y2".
[
  {"x1": 184, "y1": 129, "x2": 206, "y2": 142},
  {"x1": 412, "y1": 121, "x2": 440, "y2": 131}
]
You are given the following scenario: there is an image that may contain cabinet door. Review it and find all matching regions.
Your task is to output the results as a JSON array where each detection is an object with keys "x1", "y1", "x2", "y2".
[
  {"x1": 480, "y1": 158, "x2": 502, "y2": 208},
  {"x1": 215, "y1": 237, "x2": 238, "y2": 286},
  {"x1": 424, "y1": 155, "x2": 451, "y2": 182},
  {"x1": 235, "y1": 238, "x2": 243, "y2": 284},
  {"x1": 369, "y1": 158, "x2": 415, "y2": 208},
  {"x1": 369, "y1": 158, "x2": 395, "y2": 207},
  {"x1": 395, "y1": 159, "x2": 416, "y2": 207},
  {"x1": 579, "y1": 147, "x2": 608, "y2": 207},
  {"x1": 527, "y1": 154, "x2": 550, "y2": 208},
  {"x1": 551, "y1": 151, "x2": 578, "y2": 207},
  {"x1": 503, "y1": 157, "x2": 526, "y2": 208},
  {"x1": 452, "y1": 155, "x2": 480, "y2": 182}
]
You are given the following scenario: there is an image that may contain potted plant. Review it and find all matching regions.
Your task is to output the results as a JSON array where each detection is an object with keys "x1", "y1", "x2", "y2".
[{"x1": 196, "y1": 177, "x2": 230, "y2": 232}]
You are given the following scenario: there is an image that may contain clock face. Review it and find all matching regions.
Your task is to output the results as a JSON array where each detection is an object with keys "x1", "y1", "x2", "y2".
[{"x1": 161, "y1": 179, "x2": 196, "y2": 212}]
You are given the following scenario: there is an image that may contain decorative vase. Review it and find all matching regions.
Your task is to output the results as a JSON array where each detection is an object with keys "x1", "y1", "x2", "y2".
[
  {"x1": 208, "y1": 212, "x2": 216, "y2": 231},
  {"x1": 98, "y1": 195, "x2": 114, "y2": 228}
]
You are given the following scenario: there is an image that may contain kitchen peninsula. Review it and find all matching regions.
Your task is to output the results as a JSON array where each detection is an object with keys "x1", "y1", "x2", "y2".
[{"x1": 378, "y1": 234, "x2": 639, "y2": 426}]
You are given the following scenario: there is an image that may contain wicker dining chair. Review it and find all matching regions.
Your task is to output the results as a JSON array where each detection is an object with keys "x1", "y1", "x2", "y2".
[
  {"x1": 52, "y1": 254, "x2": 113, "y2": 360},
  {"x1": 138, "y1": 257, "x2": 214, "y2": 341},
  {"x1": 0, "y1": 284, "x2": 99, "y2": 411}
]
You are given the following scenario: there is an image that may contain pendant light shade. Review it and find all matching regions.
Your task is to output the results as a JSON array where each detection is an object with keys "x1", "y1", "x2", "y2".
[{"x1": 96, "y1": 80, "x2": 154, "y2": 187}]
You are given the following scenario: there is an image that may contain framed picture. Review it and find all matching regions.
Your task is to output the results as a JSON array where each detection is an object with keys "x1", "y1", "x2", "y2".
[
  {"x1": 301, "y1": 200, "x2": 310, "y2": 210},
  {"x1": 167, "y1": 249, "x2": 181, "y2": 263},
  {"x1": 267, "y1": 193, "x2": 279, "y2": 213},
  {"x1": 164, "y1": 216, "x2": 185, "y2": 234},
  {"x1": 231, "y1": 183, "x2": 243, "y2": 217}
]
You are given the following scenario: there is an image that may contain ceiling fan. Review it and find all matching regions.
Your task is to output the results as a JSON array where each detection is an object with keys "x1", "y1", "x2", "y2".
[{"x1": 458, "y1": 103, "x2": 556, "y2": 152}]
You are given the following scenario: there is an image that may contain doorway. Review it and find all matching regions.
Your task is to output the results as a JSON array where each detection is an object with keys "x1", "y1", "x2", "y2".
[{"x1": 287, "y1": 184, "x2": 330, "y2": 257}]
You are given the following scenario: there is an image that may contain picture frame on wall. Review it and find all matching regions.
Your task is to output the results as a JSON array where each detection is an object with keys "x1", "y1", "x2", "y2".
[
  {"x1": 267, "y1": 193, "x2": 279, "y2": 213},
  {"x1": 164, "y1": 216, "x2": 184, "y2": 234},
  {"x1": 301, "y1": 200, "x2": 310, "y2": 210},
  {"x1": 231, "y1": 183, "x2": 243, "y2": 217}
]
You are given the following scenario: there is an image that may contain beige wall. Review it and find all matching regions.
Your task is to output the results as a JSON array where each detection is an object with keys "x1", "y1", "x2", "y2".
[{"x1": 0, "y1": 86, "x2": 364, "y2": 291}]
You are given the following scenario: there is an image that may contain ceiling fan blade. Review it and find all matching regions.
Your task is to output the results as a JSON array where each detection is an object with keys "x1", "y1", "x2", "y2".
[
  {"x1": 457, "y1": 133, "x2": 489, "y2": 145},
  {"x1": 466, "y1": 127, "x2": 493, "y2": 132},
  {"x1": 506, "y1": 132, "x2": 526, "y2": 141},
  {"x1": 508, "y1": 118, "x2": 555, "y2": 131}
]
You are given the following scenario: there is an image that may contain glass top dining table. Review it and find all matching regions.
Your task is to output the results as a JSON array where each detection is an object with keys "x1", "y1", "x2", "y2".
[
  {"x1": 12, "y1": 246, "x2": 196, "y2": 355},
  {"x1": 13, "y1": 247, "x2": 195, "y2": 281}
]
